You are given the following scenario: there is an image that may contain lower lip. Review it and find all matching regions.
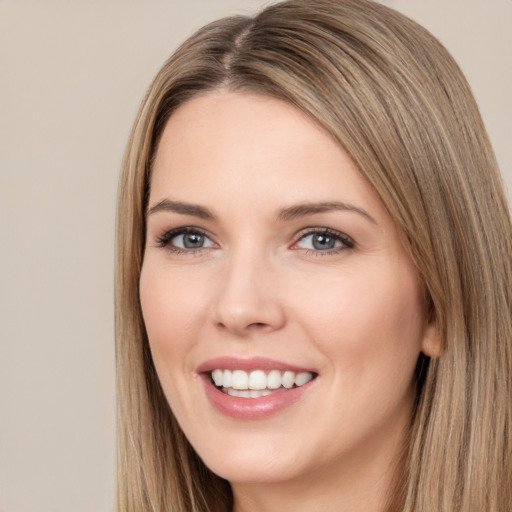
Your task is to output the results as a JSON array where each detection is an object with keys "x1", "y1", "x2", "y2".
[{"x1": 201, "y1": 374, "x2": 315, "y2": 420}]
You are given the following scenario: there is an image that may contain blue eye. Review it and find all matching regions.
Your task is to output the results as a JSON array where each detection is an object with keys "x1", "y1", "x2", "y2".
[
  {"x1": 173, "y1": 232, "x2": 210, "y2": 249},
  {"x1": 156, "y1": 228, "x2": 215, "y2": 252},
  {"x1": 295, "y1": 229, "x2": 354, "y2": 253}
]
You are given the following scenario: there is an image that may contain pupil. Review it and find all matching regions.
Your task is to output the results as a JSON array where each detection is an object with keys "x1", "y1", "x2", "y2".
[
  {"x1": 313, "y1": 234, "x2": 335, "y2": 250},
  {"x1": 183, "y1": 233, "x2": 204, "y2": 248}
]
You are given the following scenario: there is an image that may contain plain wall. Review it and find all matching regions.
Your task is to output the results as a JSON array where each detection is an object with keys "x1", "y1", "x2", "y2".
[{"x1": 1, "y1": 1, "x2": 510, "y2": 511}]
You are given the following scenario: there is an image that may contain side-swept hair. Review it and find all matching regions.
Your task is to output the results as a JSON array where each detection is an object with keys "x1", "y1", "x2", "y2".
[{"x1": 116, "y1": 1, "x2": 512, "y2": 510}]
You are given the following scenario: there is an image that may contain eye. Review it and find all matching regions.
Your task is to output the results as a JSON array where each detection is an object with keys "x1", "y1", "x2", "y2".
[
  {"x1": 156, "y1": 227, "x2": 216, "y2": 252},
  {"x1": 293, "y1": 228, "x2": 354, "y2": 253},
  {"x1": 173, "y1": 231, "x2": 212, "y2": 249}
]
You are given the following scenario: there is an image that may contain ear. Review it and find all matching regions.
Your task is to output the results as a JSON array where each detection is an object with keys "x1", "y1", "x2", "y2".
[{"x1": 421, "y1": 319, "x2": 442, "y2": 358}]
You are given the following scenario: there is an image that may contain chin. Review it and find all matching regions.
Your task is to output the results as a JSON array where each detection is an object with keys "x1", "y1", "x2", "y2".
[
  {"x1": 204, "y1": 454, "x2": 301, "y2": 485},
  {"x1": 189, "y1": 429, "x2": 308, "y2": 484}
]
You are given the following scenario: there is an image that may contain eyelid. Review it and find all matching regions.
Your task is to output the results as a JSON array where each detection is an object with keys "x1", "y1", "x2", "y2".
[
  {"x1": 153, "y1": 225, "x2": 354, "y2": 255},
  {"x1": 291, "y1": 227, "x2": 355, "y2": 253},
  {"x1": 155, "y1": 226, "x2": 216, "y2": 252}
]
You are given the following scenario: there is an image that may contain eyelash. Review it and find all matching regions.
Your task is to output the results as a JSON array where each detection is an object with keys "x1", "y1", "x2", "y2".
[
  {"x1": 155, "y1": 227, "x2": 214, "y2": 255},
  {"x1": 154, "y1": 227, "x2": 355, "y2": 256},
  {"x1": 293, "y1": 228, "x2": 355, "y2": 256}
]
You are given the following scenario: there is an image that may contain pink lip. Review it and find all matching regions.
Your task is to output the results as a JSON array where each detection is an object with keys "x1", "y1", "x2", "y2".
[
  {"x1": 197, "y1": 357, "x2": 317, "y2": 420},
  {"x1": 197, "y1": 356, "x2": 313, "y2": 373}
]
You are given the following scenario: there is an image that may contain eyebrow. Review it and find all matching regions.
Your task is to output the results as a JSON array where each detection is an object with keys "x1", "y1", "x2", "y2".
[
  {"x1": 276, "y1": 202, "x2": 376, "y2": 224},
  {"x1": 147, "y1": 199, "x2": 216, "y2": 220},
  {"x1": 147, "y1": 199, "x2": 376, "y2": 224}
]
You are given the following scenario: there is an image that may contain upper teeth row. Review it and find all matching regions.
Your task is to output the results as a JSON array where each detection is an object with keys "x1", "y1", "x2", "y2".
[{"x1": 211, "y1": 369, "x2": 313, "y2": 390}]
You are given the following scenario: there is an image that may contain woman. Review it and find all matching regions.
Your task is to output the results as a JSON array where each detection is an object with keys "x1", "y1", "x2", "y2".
[{"x1": 115, "y1": 1, "x2": 512, "y2": 510}]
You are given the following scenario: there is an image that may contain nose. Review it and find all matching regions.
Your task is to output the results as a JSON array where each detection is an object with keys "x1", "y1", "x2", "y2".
[{"x1": 211, "y1": 250, "x2": 286, "y2": 337}]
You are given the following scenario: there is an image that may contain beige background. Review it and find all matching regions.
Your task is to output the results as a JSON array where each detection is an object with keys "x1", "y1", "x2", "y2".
[{"x1": 1, "y1": 1, "x2": 510, "y2": 511}]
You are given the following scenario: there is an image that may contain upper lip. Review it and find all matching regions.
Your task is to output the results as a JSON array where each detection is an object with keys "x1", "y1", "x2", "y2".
[{"x1": 197, "y1": 356, "x2": 316, "y2": 374}]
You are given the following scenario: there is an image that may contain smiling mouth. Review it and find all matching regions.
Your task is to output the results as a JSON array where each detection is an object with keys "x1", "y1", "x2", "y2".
[{"x1": 210, "y1": 369, "x2": 316, "y2": 398}]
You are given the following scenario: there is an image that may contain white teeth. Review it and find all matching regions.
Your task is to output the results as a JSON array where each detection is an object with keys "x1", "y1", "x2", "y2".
[
  {"x1": 212, "y1": 369, "x2": 223, "y2": 387},
  {"x1": 295, "y1": 372, "x2": 313, "y2": 386},
  {"x1": 267, "y1": 370, "x2": 282, "y2": 389},
  {"x1": 222, "y1": 369, "x2": 232, "y2": 388},
  {"x1": 232, "y1": 370, "x2": 249, "y2": 390},
  {"x1": 227, "y1": 388, "x2": 274, "y2": 398},
  {"x1": 250, "y1": 389, "x2": 272, "y2": 398},
  {"x1": 282, "y1": 371, "x2": 295, "y2": 389},
  {"x1": 248, "y1": 370, "x2": 267, "y2": 390},
  {"x1": 210, "y1": 368, "x2": 315, "y2": 395}
]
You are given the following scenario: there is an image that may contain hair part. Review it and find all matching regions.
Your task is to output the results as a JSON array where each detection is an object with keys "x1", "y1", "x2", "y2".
[{"x1": 116, "y1": 1, "x2": 512, "y2": 510}]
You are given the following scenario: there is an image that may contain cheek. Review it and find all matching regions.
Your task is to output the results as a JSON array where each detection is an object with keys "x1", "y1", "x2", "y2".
[
  {"x1": 139, "y1": 263, "x2": 207, "y2": 368},
  {"x1": 139, "y1": 263, "x2": 213, "y2": 425},
  {"x1": 295, "y1": 264, "x2": 425, "y2": 385}
]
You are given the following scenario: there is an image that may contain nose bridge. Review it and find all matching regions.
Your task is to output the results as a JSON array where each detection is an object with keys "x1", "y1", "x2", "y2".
[{"x1": 212, "y1": 242, "x2": 284, "y2": 335}]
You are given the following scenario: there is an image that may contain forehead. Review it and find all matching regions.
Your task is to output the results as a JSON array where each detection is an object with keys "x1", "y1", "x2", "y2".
[
  {"x1": 150, "y1": 91, "x2": 385, "y2": 214},
  {"x1": 152, "y1": 90, "x2": 332, "y2": 181}
]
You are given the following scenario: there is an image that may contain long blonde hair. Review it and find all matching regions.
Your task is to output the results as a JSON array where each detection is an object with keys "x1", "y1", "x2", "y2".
[{"x1": 115, "y1": 1, "x2": 512, "y2": 510}]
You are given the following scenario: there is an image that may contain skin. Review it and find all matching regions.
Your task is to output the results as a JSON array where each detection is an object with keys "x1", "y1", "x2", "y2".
[{"x1": 140, "y1": 90, "x2": 439, "y2": 512}]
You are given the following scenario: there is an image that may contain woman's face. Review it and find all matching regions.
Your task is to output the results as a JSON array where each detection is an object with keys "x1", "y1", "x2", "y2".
[{"x1": 140, "y1": 91, "x2": 437, "y2": 492}]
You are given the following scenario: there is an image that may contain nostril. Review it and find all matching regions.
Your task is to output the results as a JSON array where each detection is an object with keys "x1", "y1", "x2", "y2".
[{"x1": 249, "y1": 322, "x2": 267, "y2": 329}]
